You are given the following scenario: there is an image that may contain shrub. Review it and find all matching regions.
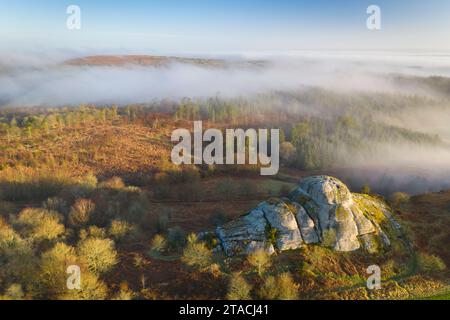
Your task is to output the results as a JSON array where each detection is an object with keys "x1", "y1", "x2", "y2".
[
  {"x1": 109, "y1": 220, "x2": 134, "y2": 242},
  {"x1": 390, "y1": 192, "x2": 410, "y2": 207},
  {"x1": 132, "y1": 253, "x2": 147, "y2": 269},
  {"x1": 125, "y1": 195, "x2": 149, "y2": 223},
  {"x1": 154, "y1": 172, "x2": 170, "y2": 185},
  {"x1": 265, "y1": 225, "x2": 278, "y2": 247},
  {"x1": 226, "y1": 273, "x2": 252, "y2": 300},
  {"x1": 202, "y1": 232, "x2": 220, "y2": 249},
  {"x1": 58, "y1": 271, "x2": 108, "y2": 300},
  {"x1": 207, "y1": 263, "x2": 222, "y2": 278},
  {"x1": 156, "y1": 211, "x2": 171, "y2": 234},
  {"x1": 1, "y1": 249, "x2": 39, "y2": 293},
  {"x1": 42, "y1": 197, "x2": 68, "y2": 215},
  {"x1": 181, "y1": 233, "x2": 213, "y2": 269},
  {"x1": 150, "y1": 234, "x2": 167, "y2": 253},
  {"x1": 361, "y1": 184, "x2": 371, "y2": 195},
  {"x1": 1, "y1": 284, "x2": 24, "y2": 300},
  {"x1": 95, "y1": 200, "x2": 121, "y2": 225},
  {"x1": 203, "y1": 164, "x2": 216, "y2": 178},
  {"x1": 162, "y1": 166, "x2": 201, "y2": 184},
  {"x1": 69, "y1": 174, "x2": 98, "y2": 198},
  {"x1": 113, "y1": 282, "x2": 135, "y2": 300},
  {"x1": 77, "y1": 237, "x2": 118, "y2": 275},
  {"x1": 280, "y1": 141, "x2": 296, "y2": 163},
  {"x1": 210, "y1": 209, "x2": 228, "y2": 226},
  {"x1": 247, "y1": 249, "x2": 272, "y2": 276},
  {"x1": 77, "y1": 174, "x2": 98, "y2": 190},
  {"x1": 277, "y1": 272, "x2": 299, "y2": 300},
  {"x1": 16, "y1": 208, "x2": 65, "y2": 242},
  {"x1": 258, "y1": 276, "x2": 278, "y2": 299},
  {"x1": 259, "y1": 274, "x2": 299, "y2": 300},
  {"x1": 167, "y1": 226, "x2": 186, "y2": 251},
  {"x1": 0, "y1": 218, "x2": 28, "y2": 252},
  {"x1": 179, "y1": 166, "x2": 201, "y2": 183},
  {"x1": 417, "y1": 252, "x2": 446, "y2": 274},
  {"x1": 69, "y1": 199, "x2": 95, "y2": 228},
  {"x1": 0, "y1": 201, "x2": 15, "y2": 216},
  {"x1": 80, "y1": 226, "x2": 107, "y2": 240},
  {"x1": 0, "y1": 166, "x2": 73, "y2": 201},
  {"x1": 39, "y1": 242, "x2": 78, "y2": 298},
  {"x1": 301, "y1": 246, "x2": 337, "y2": 275},
  {"x1": 99, "y1": 176, "x2": 125, "y2": 190},
  {"x1": 80, "y1": 173, "x2": 98, "y2": 188}
]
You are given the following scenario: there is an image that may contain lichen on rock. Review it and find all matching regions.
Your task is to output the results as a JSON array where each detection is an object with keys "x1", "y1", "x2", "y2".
[{"x1": 215, "y1": 175, "x2": 401, "y2": 256}]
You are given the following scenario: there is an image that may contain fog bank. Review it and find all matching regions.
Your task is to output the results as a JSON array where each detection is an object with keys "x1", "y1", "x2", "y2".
[
  {"x1": 2, "y1": 51, "x2": 450, "y2": 194},
  {"x1": 2, "y1": 52, "x2": 450, "y2": 107}
]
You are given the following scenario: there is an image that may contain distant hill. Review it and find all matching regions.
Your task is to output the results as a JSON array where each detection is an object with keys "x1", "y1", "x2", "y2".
[{"x1": 65, "y1": 55, "x2": 268, "y2": 69}]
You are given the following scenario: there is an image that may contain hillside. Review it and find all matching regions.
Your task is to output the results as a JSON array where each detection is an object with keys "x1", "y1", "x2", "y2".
[
  {"x1": 0, "y1": 105, "x2": 448, "y2": 300},
  {"x1": 0, "y1": 114, "x2": 173, "y2": 179},
  {"x1": 65, "y1": 55, "x2": 268, "y2": 69}
]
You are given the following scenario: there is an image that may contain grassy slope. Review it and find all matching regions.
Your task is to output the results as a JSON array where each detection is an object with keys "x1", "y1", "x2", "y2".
[
  {"x1": 1, "y1": 115, "x2": 449, "y2": 300},
  {"x1": 423, "y1": 292, "x2": 450, "y2": 300},
  {"x1": 0, "y1": 117, "x2": 173, "y2": 179}
]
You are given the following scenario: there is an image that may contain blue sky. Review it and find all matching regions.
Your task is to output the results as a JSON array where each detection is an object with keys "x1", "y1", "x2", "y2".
[{"x1": 1, "y1": 0, "x2": 449, "y2": 54}]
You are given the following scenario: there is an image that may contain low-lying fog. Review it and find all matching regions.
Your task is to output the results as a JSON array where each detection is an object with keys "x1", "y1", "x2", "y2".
[
  {"x1": 1, "y1": 50, "x2": 450, "y2": 195},
  {"x1": 2, "y1": 51, "x2": 450, "y2": 107}
]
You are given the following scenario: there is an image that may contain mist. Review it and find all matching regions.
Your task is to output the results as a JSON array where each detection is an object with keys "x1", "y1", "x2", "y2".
[
  {"x1": 333, "y1": 144, "x2": 450, "y2": 196},
  {"x1": 2, "y1": 51, "x2": 450, "y2": 107},
  {"x1": 2, "y1": 51, "x2": 450, "y2": 194}
]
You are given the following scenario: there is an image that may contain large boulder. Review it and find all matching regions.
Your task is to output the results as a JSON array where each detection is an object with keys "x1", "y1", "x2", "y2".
[
  {"x1": 216, "y1": 207, "x2": 274, "y2": 256},
  {"x1": 296, "y1": 175, "x2": 353, "y2": 205},
  {"x1": 294, "y1": 203, "x2": 320, "y2": 244},
  {"x1": 259, "y1": 200, "x2": 303, "y2": 251},
  {"x1": 216, "y1": 175, "x2": 400, "y2": 255}
]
